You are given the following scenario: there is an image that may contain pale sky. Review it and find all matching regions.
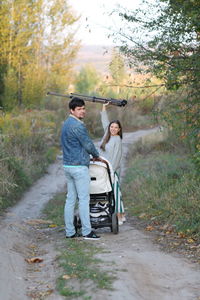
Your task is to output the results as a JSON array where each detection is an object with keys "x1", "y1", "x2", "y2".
[{"x1": 68, "y1": 0, "x2": 141, "y2": 46}]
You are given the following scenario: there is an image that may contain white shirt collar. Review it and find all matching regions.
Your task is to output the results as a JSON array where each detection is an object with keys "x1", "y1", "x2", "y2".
[{"x1": 69, "y1": 114, "x2": 84, "y2": 123}]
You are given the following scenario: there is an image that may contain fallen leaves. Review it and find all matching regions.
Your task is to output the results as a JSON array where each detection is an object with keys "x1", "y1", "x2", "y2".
[
  {"x1": 187, "y1": 238, "x2": 195, "y2": 244},
  {"x1": 25, "y1": 219, "x2": 53, "y2": 225},
  {"x1": 145, "y1": 225, "x2": 155, "y2": 231},
  {"x1": 27, "y1": 289, "x2": 54, "y2": 299},
  {"x1": 48, "y1": 224, "x2": 57, "y2": 228},
  {"x1": 25, "y1": 257, "x2": 43, "y2": 264},
  {"x1": 68, "y1": 262, "x2": 77, "y2": 266},
  {"x1": 177, "y1": 232, "x2": 186, "y2": 238},
  {"x1": 135, "y1": 217, "x2": 200, "y2": 263},
  {"x1": 139, "y1": 212, "x2": 149, "y2": 219},
  {"x1": 27, "y1": 244, "x2": 37, "y2": 249},
  {"x1": 62, "y1": 274, "x2": 77, "y2": 280}
]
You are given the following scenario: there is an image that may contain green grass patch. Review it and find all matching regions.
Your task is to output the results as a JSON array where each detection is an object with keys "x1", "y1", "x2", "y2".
[
  {"x1": 43, "y1": 192, "x2": 116, "y2": 298},
  {"x1": 57, "y1": 239, "x2": 115, "y2": 297},
  {"x1": 43, "y1": 192, "x2": 65, "y2": 226},
  {"x1": 123, "y1": 150, "x2": 200, "y2": 239}
]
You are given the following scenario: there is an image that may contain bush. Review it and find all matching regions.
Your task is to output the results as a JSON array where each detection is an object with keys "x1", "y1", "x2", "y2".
[
  {"x1": 0, "y1": 109, "x2": 62, "y2": 212},
  {"x1": 123, "y1": 143, "x2": 200, "y2": 239}
]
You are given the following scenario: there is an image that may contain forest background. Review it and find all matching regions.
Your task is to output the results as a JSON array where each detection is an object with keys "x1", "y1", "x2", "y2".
[{"x1": 0, "y1": 0, "x2": 199, "y2": 242}]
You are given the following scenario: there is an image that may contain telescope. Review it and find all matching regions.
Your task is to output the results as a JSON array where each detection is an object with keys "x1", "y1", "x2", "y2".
[{"x1": 47, "y1": 92, "x2": 128, "y2": 107}]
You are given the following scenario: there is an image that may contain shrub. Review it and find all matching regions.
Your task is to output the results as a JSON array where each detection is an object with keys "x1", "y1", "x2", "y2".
[
  {"x1": 123, "y1": 143, "x2": 200, "y2": 239},
  {"x1": 0, "y1": 109, "x2": 61, "y2": 211}
]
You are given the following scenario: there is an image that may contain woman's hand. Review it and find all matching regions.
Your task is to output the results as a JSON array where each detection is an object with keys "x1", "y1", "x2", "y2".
[{"x1": 102, "y1": 102, "x2": 110, "y2": 111}]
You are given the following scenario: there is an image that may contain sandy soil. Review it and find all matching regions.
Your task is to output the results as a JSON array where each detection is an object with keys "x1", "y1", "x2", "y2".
[{"x1": 0, "y1": 127, "x2": 199, "y2": 300}]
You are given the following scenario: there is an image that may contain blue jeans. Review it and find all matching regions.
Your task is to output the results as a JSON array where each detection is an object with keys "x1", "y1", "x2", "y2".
[{"x1": 64, "y1": 166, "x2": 91, "y2": 236}]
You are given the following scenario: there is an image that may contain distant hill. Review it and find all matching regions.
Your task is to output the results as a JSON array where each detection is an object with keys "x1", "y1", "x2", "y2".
[{"x1": 74, "y1": 45, "x2": 113, "y2": 74}]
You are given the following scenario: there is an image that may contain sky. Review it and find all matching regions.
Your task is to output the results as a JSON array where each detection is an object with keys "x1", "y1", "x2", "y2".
[{"x1": 68, "y1": 0, "x2": 141, "y2": 46}]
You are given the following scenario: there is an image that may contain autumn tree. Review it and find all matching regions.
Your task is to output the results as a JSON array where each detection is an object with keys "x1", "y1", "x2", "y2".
[
  {"x1": 0, "y1": 0, "x2": 79, "y2": 109},
  {"x1": 44, "y1": 0, "x2": 79, "y2": 93},
  {"x1": 0, "y1": 0, "x2": 43, "y2": 107}
]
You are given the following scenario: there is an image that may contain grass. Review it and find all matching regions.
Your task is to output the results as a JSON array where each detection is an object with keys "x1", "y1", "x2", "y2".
[
  {"x1": 57, "y1": 239, "x2": 115, "y2": 297},
  {"x1": 122, "y1": 142, "x2": 200, "y2": 240},
  {"x1": 43, "y1": 192, "x2": 116, "y2": 298},
  {"x1": 0, "y1": 109, "x2": 60, "y2": 212},
  {"x1": 42, "y1": 192, "x2": 66, "y2": 227}
]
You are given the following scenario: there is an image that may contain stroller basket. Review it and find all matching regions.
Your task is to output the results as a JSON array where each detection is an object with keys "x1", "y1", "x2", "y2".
[{"x1": 90, "y1": 192, "x2": 112, "y2": 203}]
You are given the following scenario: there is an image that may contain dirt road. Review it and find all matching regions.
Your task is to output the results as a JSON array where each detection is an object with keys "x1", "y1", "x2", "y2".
[{"x1": 0, "y1": 127, "x2": 199, "y2": 300}]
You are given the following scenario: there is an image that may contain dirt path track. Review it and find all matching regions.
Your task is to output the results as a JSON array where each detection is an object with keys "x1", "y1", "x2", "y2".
[{"x1": 0, "y1": 128, "x2": 199, "y2": 300}]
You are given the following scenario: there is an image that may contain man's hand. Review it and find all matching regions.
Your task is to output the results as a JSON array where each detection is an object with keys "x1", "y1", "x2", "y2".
[{"x1": 92, "y1": 157, "x2": 104, "y2": 163}]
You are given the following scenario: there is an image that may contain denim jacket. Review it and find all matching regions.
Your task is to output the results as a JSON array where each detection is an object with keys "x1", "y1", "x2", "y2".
[{"x1": 61, "y1": 115, "x2": 99, "y2": 166}]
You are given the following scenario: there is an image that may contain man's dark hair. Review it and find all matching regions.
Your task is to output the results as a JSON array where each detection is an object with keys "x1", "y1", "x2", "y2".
[{"x1": 69, "y1": 97, "x2": 85, "y2": 110}]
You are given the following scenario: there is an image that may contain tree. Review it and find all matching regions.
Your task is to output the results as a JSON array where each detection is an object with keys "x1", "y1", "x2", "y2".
[
  {"x1": 112, "y1": 0, "x2": 200, "y2": 169},
  {"x1": 44, "y1": 0, "x2": 80, "y2": 93},
  {"x1": 0, "y1": 0, "x2": 43, "y2": 107},
  {"x1": 74, "y1": 65, "x2": 100, "y2": 94},
  {"x1": 0, "y1": 0, "x2": 79, "y2": 109},
  {"x1": 109, "y1": 48, "x2": 126, "y2": 93}
]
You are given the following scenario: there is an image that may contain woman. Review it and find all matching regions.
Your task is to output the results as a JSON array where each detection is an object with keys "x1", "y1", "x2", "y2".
[{"x1": 99, "y1": 103, "x2": 125, "y2": 225}]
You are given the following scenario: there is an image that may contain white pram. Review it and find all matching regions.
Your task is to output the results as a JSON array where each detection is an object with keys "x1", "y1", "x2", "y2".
[{"x1": 74, "y1": 158, "x2": 119, "y2": 234}]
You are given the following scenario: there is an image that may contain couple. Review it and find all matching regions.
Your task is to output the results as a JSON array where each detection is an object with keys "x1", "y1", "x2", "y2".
[{"x1": 61, "y1": 97, "x2": 125, "y2": 240}]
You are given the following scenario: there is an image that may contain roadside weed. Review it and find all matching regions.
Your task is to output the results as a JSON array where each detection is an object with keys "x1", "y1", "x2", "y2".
[
  {"x1": 43, "y1": 192, "x2": 65, "y2": 226},
  {"x1": 123, "y1": 149, "x2": 200, "y2": 239}
]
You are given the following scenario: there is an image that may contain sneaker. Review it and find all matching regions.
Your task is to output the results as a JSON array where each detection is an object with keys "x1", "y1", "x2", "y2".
[
  {"x1": 118, "y1": 219, "x2": 123, "y2": 226},
  {"x1": 83, "y1": 231, "x2": 100, "y2": 240},
  {"x1": 66, "y1": 232, "x2": 81, "y2": 238},
  {"x1": 122, "y1": 216, "x2": 126, "y2": 222}
]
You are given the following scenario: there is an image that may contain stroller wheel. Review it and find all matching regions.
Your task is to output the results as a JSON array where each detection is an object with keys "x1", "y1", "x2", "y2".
[
  {"x1": 74, "y1": 215, "x2": 78, "y2": 232},
  {"x1": 74, "y1": 215, "x2": 82, "y2": 231},
  {"x1": 111, "y1": 213, "x2": 119, "y2": 234}
]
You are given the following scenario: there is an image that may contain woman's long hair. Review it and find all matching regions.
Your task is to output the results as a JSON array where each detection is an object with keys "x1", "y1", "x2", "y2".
[{"x1": 100, "y1": 120, "x2": 123, "y2": 151}]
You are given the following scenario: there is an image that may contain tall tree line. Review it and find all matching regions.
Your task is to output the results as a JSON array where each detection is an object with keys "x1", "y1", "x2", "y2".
[{"x1": 0, "y1": 0, "x2": 79, "y2": 110}]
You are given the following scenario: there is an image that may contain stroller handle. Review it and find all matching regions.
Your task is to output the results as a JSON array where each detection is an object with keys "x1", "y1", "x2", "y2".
[{"x1": 91, "y1": 157, "x2": 108, "y2": 165}]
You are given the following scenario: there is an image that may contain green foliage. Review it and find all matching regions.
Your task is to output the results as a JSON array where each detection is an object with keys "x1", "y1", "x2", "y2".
[
  {"x1": 0, "y1": 148, "x2": 31, "y2": 208},
  {"x1": 83, "y1": 102, "x2": 103, "y2": 138},
  {"x1": 2, "y1": 68, "x2": 18, "y2": 110},
  {"x1": 123, "y1": 143, "x2": 200, "y2": 239},
  {"x1": 0, "y1": 0, "x2": 79, "y2": 110},
  {"x1": 154, "y1": 89, "x2": 200, "y2": 170},
  {"x1": 74, "y1": 65, "x2": 100, "y2": 94},
  {"x1": 57, "y1": 240, "x2": 115, "y2": 294},
  {"x1": 0, "y1": 109, "x2": 62, "y2": 211},
  {"x1": 0, "y1": 64, "x2": 7, "y2": 107},
  {"x1": 137, "y1": 97, "x2": 155, "y2": 114},
  {"x1": 113, "y1": 0, "x2": 200, "y2": 170},
  {"x1": 45, "y1": 146, "x2": 58, "y2": 163},
  {"x1": 6, "y1": 155, "x2": 31, "y2": 189},
  {"x1": 42, "y1": 193, "x2": 65, "y2": 226},
  {"x1": 109, "y1": 49, "x2": 126, "y2": 86},
  {"x1": 22, "y1": 64, "x2": 47, "y2": 107}
]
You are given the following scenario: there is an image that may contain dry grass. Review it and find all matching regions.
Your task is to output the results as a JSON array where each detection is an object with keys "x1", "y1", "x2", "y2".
[{"x1": 123, "y1": 137, "x2": 200, "y2": 240}]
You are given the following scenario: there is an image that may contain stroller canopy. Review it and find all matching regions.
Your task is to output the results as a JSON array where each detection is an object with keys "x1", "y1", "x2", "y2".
[{"x1": 89, "y1": 158, "x2": 114, "y2": 194}]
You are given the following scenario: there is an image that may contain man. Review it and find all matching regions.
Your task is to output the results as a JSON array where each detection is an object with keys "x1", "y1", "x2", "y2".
[{"x1": 61, "y1": 97, "x2": 100, "y2": 240}]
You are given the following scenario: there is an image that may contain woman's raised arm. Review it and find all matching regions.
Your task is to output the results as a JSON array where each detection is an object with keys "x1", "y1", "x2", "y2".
[{"x1": 100, "y1": 103, "x2": 110, "y2": 132}]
